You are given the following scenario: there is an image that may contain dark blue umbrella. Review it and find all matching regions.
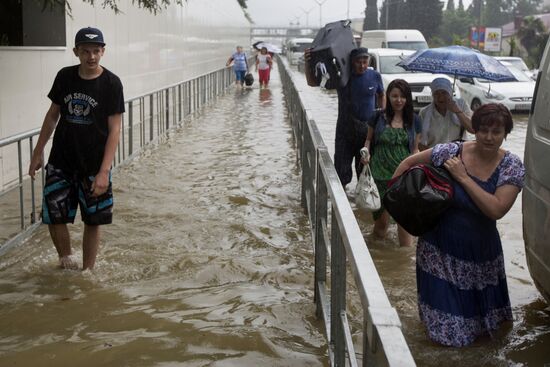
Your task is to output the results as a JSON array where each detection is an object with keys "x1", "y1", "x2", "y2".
[{"x1": 397, "y1": 45, "x2": 516, "y2": 82}]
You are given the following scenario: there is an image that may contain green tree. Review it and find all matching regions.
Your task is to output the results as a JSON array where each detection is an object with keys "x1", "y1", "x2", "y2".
[
  {"x1": 447, "y1": 0, "x2": 455, "y2": 11},
  {"x1": 514, "y1": 0, "x2": 542, "y2": 17},
  {"x1": 380, "y1": 0, "x2": 407, "y2": 30},
  {"x1": 483, "y1": 0, "x2": 509, "y2": 27},
  {"x1": 407, "y1": 0, "x2": 443, "y2": 40},
  {"x1": 517, "y1": 15, "x2": 548, "y2": 67},
  {"x1": 364, "y1": 0, "x2": 379, "y2": 30},
  {"x1": 40, "y1": 0, "x2": 247, "y2": 14},
  {"x1": 439, "y1": 5, "x2": 474, "y2": 45}
]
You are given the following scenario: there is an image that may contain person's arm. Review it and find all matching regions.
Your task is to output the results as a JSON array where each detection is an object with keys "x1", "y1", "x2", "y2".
[
  {"x1": 225, "y1": 55, "x2": 234, "y2": 67},
  {"x1": 392, "y1": 149, "x2": 433, "y2": 178},
  {"x1": 28, "y1": 102, "x2": 60, "y2": 178},
  {"x1": 377, "y1": 92, "x2": 386, "y2": 110},
  {"x1": 449, "y1": 99, "x2": 474, "y2": 133},
  {"x1": 91, "y1": 113, "x2": 122, "y2": 197},
  {"x1": 412, "y1": 133, "x2": 421, "y2": 155},
  {"x1": 442, "y1": 156, "x2": 520, "y2": 219},
  {"x1": 303, "y1": 48, "x2": 318, "y2": 87},
  {"x1": 255, "y1": 56, "x2": 259, "y2": 71},
  {"x1": 361, "y1": 126, "x2": 375, "y2": 164}
]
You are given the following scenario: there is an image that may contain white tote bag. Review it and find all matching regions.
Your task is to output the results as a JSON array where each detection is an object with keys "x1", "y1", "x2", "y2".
[{"x1": 355, "y1": 164, "x2": 381, "y2": 211}]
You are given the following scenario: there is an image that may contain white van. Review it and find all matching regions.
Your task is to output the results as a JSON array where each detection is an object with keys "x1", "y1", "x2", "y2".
[
  {"x1": 360, "y1": 29, "x2": 428, "y2": 51},
  {"x1": 286, "y1": 37, "x2": 314, "y2": 65},
  {"x1": 522, "y1": 38, "x2": 550, "y2": 304}
]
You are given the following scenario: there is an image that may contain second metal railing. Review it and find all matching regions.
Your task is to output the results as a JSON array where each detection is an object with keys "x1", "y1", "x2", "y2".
[{"x1": 278, "y1": 56, "x2": 416, "y2": 367}]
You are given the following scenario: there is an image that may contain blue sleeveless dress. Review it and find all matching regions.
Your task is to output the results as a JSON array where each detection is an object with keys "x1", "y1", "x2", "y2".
[{"x1": 417, "y1": 142, "x2": 525, "y2": 347}]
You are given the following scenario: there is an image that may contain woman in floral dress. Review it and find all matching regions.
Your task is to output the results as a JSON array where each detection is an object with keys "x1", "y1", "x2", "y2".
[
  {"x1": 362, "y1": 79, "x2": 421, "y2": 247},
  {"x1": 393, "y1": 103, "x2": 525, "y2": 346}
]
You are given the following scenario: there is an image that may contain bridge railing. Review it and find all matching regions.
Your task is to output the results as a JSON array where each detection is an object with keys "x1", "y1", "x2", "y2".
[
  {"x1": 277, "y1": 56, "x2": 416, "y2": 367},
  {"x1": 0, "y1": 65, "x2": 235, "y2": 253}
]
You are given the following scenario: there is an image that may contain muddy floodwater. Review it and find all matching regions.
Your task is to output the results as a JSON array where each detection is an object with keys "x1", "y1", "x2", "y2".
[{"x1": 0, "y1": 63, "x2": 549, "y2": 367}]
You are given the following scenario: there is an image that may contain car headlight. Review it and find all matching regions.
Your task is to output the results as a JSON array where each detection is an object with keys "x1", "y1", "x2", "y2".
[{"x1": 483, "y1": 90, "x2": 505, "y2": 100}]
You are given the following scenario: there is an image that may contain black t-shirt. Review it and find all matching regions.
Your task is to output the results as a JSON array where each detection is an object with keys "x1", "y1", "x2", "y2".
[{"x1": 47, "y1": 65, "x2": 125, "y2": 177}]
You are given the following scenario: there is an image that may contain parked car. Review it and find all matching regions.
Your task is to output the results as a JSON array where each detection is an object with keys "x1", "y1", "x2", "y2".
[
  {"x1": 456, "y1": 62, "x2": 535, "y2": 112},
  {"x1": 286, "y1": 37, "x2": 314, "y2": 66},
  {"x1": 495, "y1": 56, "x2": 537, "y2": 81},
  {"x1": 367, "y1": 48, "x2": 458, "y2": 110}
]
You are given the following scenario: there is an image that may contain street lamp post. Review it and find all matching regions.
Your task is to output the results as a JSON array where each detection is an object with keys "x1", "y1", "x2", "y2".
[
  {"x1": 312, "y1": 0, "x2": 329, "y2": 28},
  {"x1": 300, "y1": 6, "x2": 315, "y2": 28}
]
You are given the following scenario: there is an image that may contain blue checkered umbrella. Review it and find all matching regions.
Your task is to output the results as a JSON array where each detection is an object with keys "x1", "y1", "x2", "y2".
[{"x1": 397, "y1": 45, "x2": 516, "y2": 82}]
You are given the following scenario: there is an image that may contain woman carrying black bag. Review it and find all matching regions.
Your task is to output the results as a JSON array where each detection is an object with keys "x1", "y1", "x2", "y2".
[{"x1": 392, "y1": 103, "x2": 525, "y2": 347}]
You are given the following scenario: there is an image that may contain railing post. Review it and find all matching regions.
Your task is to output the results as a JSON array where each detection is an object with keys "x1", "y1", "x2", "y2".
[
  {"x1": 331, "y1": 218, "x2": 347, "y2": 366},
  {"x1": 149, "y1": 94, "x2": 154, "y2": 141},
  {"x1": 165, "y1": 89, "x2": 170, "y2": 129},
  {"x1": 29, "y1": 137, "x2": 36, "y2": 224},
  {"x1": 17, "y1": 141, "x2": 24, "y2": 229},
  {"x1": 128, "y1": 100, "x2": 133, "y2": 156},
  {"x1": 314, "y1": 147, "x2": 328, "y2": 314}
]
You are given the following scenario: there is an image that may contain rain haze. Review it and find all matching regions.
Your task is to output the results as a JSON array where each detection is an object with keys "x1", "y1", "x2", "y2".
[{"x1": 246, "y1": 0, "x2": 474, "y2": 28}]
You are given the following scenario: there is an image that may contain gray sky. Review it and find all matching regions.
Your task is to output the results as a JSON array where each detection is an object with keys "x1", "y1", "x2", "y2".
[{"x1": 246, "y1": 0, "x2": 473, "y2": 28}]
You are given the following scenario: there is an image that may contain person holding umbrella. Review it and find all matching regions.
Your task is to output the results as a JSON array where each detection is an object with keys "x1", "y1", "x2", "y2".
[{"x1": 418, "y1": 77, "x2": 474, "y2": 150}]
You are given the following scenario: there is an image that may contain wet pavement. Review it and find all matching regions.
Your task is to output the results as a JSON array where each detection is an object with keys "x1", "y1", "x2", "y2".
[{"x1": 0, "y1": 60, "x2": 549, "y2": 366}]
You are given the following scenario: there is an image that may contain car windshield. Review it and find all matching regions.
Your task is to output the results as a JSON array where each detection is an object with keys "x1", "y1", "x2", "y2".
[
  {"x1": 477, "y1": 64, "x2": 533, "y2": 83},
  {"x1": 498, "y1": 58, "x2": 529, "y2": 72},
  {"x1": 290, "y1": 43, "x2": 311, "y2": 52},
  {"x1": 379, "y1": 55, "x2": 411, "y2": 74},
  {"x1": 387, "y1": 41, "x2": 428, "y2": 50}
]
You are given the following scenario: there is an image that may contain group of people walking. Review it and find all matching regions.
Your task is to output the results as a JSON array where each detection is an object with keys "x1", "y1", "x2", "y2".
[
  {"x1": 305, "y1": 46, "x2": 524, "y2": 348},
  {"x1": 28, "y1": 26, "x2": 525, "y2": 352},
  {"x1": 226, "y1": 45, "x2": 273, "y2": 89}
]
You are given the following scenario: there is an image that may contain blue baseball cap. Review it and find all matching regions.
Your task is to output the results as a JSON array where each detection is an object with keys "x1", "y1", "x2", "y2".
[
  {"x1": 75, "y1": 27, "x2": 105, "y2": 47},
  {"x1": 351, "y1": 47, "x2": 369, "y2": 59}
]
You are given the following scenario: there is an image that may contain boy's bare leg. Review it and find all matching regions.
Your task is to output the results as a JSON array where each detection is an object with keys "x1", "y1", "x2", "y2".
[
  {"x1": 82, "y1": 224, "x2": 100, "y2": 270},
  {"x1": 48, "y1": 224, "x2": 77, "y2": 269}
]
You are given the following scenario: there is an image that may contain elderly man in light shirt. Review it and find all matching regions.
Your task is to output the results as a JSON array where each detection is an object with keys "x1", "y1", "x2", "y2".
[{"x1": 419, "y1": 77, "x2": 474, "y2": 151}]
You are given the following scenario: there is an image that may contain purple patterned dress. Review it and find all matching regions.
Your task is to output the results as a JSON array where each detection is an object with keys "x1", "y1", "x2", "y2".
[{"x1": 417, "y1": 142, "x2": 525, "y2": 347}]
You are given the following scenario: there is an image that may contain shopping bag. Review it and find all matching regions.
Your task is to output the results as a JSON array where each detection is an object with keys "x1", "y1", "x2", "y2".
[
  {"x1": 383, "y1": 164, "x2": 454, "y2": 236},
  {"x1": 355, "y1": 164, "x2": 381, "y2": 212},
  {"x1": 244, "y1": 73, "x2": 254, "y2": 86}
]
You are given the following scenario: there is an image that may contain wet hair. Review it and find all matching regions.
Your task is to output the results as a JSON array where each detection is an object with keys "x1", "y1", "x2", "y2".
[
  {"x1": 385, "y1": 79, "x2": 414, "y2": 129},
  {"x1": 471, "y1": 103, "x2": 513, "y2": 135}
]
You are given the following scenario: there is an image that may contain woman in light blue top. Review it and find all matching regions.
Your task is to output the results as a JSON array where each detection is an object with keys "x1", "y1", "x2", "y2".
[{"x1": 226, "y1": 46, "x2": 249, "y2": 88}]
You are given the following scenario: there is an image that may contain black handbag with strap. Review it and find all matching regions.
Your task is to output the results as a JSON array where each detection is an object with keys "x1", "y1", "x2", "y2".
[{"x1": 383, "y1": 163, "x2": 454, "y2": 236}]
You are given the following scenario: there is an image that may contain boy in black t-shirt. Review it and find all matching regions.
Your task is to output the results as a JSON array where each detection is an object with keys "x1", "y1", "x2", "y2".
[{"x1": 28, "y1": 27, "x2": 125, "y2": 270}]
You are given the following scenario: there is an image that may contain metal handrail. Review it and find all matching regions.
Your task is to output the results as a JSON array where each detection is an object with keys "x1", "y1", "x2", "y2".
[
  {"x1": 0, "y1": 65, "x2": 235, "y2": 251},
  {"x1": 277, "y1": 57, "x2": 416, "y2": 366}
]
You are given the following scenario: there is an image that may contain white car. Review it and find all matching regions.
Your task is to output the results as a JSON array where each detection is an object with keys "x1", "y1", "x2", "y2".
[
  {"x1": 495, "y1": 56, "x2": 537, "y2": 81},
  {"x1": 456, "y1": 62, "x2": 535, "y2": 113},
  {"x1": 367, "y1": 48, "x2": 459, "y2": 110}
]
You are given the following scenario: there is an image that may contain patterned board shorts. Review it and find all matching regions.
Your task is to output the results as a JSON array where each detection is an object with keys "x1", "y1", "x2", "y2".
[{"x1": 42, "y1": 164, "x2": 113, "y2": 225}]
